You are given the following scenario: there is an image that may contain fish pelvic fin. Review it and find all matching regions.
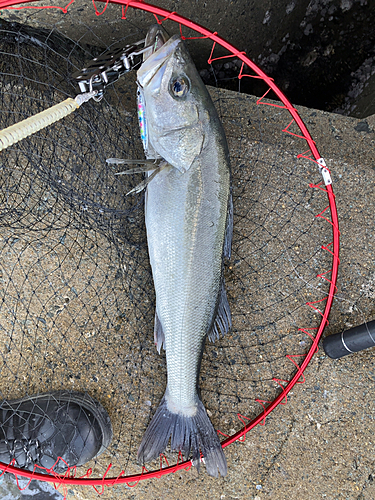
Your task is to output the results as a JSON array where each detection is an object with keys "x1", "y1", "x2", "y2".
[
  {"x1": 137, "y1": 393, "x2": 227, "y2": 478},
  {"x1": 154, "y1": 311, "x2": 165, "y2": 354},
  {"x1": 208, "y1": 281, "x2": 232, "y2": 342}
]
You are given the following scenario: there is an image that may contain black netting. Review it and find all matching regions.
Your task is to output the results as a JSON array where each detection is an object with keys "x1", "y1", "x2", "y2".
[{"x1": 0, "y1": 13, "x2": 333, "y2": 479}]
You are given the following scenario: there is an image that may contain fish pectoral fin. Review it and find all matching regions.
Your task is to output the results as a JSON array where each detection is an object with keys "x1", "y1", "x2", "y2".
[
  {"x1": 107, "y1": 158, "x2": 161, "y2": 175},
  {"x1": 208, "y1": 281, "x2": 232, "y2": 342},
  {"x1": 155, "y1": 123, "x2": 205, "y2": 173},
  {"x1": 107, "y1": 158, "x2": 159, "y2": 165},
  {"x1": 125, "y1": 161, "x2": 169, "y2": 196},
  {"x1": 154, "y1": 311, "x2": 165, "y2": 354}
]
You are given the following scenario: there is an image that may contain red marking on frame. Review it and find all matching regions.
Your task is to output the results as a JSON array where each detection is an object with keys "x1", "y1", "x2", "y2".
[
  {"x1": 55, "y1": 484, "x2": 68, "y2": 500},
  {"x1": 237, "y1": 413, "x2": 252, "y2": 441},
  {"x1": 0, "y1": 458, "x2": 16, "y2": 477},
  {"x1": 126, "y1": 466, "x2": 148, "y2": 487},
  {"x1": 217, "y1": 429, "x2": 230, "y2": 438},
  {"x1": 315, "y1": 206, "x2": 340, "y2": 233},
  {"x1": 92, "y1": 0, "x2": 109, "y2": 15},
  {"x1": 238, "y1": 62, "x2": 274, "y2": 80},
  {"x1": 15, "y1": 472, "x2": 33, "y2": 491},
  {"x1": 154, "y1": 451, "x2": 189, "y2": 477},
  {"x1": 272, "y1": 379, "x2": 288, "y2": 404},
  {"x1": 297, "y1": 149, "x2": 313, "y2": 159},
  {"x1": 159, "y1": 454, "x2": 170, "y2": 472},
  {"x1": 175, "y1": 450, "x2": 189, "y2": 470},
  {"x1": 321, "y1": 245, "x2": 340, "y2": 263},
  {"x1": 317, "y1": 269, "x2": 337, "y2": 291},
  {"x1": 297, "y1": 153, "x2": 321, "y2": 165},
  {"x1": 257, "y1": 88, "x2": 291, "y2": 110},
  {"x1": 286, "y1": 354, "x2": 306, "y2": 384},
  {"x1": 153, "y1": 11, "x2": 177, "y2": 23},
  {"x1": 106, "y1": 468, "x2": 127, "y2": 487},
  {"x1": 11, "y1": 457, "x2": 97, "y2": 499},
  {"x1": 298, "y1": 327, "x2": 319, "y2": 352},
  {"x1": 255, "y1": 399, "x2": 270, "y2": 425},
  {"x1": 2, "y1": 0, "x2": 75, "y2": 12},
  {"x1": 207, "y1": 41, "x2": 246, "y2": 65},
  {"x1": 299, "y1": 327, "x2": 317, "y2": 339},
  {"x1": 179, "y1": 24, "x2": 217, "y2": 40},
  {"x1": 183, "y1": 461, "x2": 192, "y2": 472},
  {"x1": 92, "y1": 463, "x2": 113, "y2": 494},
  {"x1": 282, "y1": 119, "x2": 316, "y2": 143},
  {"x1": 52, "y1": 467, "x2": 76, "y2": 499},
  {"x1": 121, "y1": 1, "x2": 132, "y2": 18},
  {"x1": 309, "y1": 181, "x2": 330, "y2": 193},
  {"x1": 306, "y1": 296, "x2": 328, "y2": 320},
  {"x1": 321, "y1": 242, "x2": 341, "y2": 264}
]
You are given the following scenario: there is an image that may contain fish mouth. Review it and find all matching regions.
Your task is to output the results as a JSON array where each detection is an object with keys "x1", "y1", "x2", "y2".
[
  {"x1": 137, "y1": 28, "x2": 181, "y2": 90},
  {"x1": 142, "y1": 25, "x2": 170, "y2": 62}
]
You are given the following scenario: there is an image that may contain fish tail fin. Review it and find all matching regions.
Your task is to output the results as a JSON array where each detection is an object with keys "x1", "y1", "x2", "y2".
[{"x1": 137, "y1": 394, "x2": 227, "y2": 477}]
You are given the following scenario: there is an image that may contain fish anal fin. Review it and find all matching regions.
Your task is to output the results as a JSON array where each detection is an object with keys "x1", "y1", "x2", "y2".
[
  {"x1": 208, "y1": 281, "x2": 232, "y2": 343},
  {"x1": 154, "y1": 311, "x2": 165, "y2": 354}
]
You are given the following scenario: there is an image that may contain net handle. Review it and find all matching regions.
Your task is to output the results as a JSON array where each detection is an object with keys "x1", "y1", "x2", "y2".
[
  {"x1": 0, "y1": 98, "x2": 78, "y2": 151},
  {"x1": 0, "y1": 93, "x2": 98, "y2": 151}
]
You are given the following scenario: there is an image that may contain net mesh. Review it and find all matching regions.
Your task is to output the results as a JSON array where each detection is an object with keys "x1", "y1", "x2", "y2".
[{"x1": 0, "y1": 9, "x2": 335, "y2": 484}]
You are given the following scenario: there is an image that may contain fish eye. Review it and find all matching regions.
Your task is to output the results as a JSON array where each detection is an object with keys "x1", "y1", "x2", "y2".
[{"x1": 169, "y1": 76, "x2": 190, "y2": 98}]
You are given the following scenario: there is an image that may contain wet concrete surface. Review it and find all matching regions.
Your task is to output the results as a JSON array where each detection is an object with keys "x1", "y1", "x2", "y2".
[
  {"x1": 57, "y1": 96, "x2": 373, "y2": 500},
  {"x1": 1, "y1": 84, "x2": 374, "y2": 499}
]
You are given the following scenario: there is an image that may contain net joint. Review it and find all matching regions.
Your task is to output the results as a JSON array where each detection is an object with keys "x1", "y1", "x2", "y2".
[
  {"x1": 72, "y1": 38, "x2": 146, "y2": 100},
  {"x1": 317, "y1": 158, "x2": 332, "y2": 186}
]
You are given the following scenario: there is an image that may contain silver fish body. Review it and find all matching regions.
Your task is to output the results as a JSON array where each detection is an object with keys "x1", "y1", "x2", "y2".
[{"x1": 137, "y1": 27, "x2": 232, "y2": 477}]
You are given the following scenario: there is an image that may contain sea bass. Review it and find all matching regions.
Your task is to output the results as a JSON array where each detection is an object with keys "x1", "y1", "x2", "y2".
[{"x1": 136, "y1": 26, "x2": 232, "y2": 477}]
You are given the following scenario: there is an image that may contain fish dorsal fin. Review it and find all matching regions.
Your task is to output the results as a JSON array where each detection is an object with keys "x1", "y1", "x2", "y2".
[
  {"x1": 223, "y1": 192, "x2": 233, "y2": 260},
  {"x1": 208, "y1": 281, "x2": 232, "y2": 342},
  {"x1": 154, "y1": 311, "x2": 165, "y2": 353}
]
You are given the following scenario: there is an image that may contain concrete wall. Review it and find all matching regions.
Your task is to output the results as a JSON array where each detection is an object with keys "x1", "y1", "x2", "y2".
[{"x1": 2, "y1": 0, "x2": 375, "y2": 116}]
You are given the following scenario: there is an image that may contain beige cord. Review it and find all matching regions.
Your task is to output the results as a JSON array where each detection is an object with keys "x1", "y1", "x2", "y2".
[{"x1": 0, "y1": 93, "x2": 95, "y2": 152}]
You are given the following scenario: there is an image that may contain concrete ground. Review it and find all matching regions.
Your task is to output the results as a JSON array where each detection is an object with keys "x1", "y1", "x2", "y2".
[
  {"x1": 61, "y1": 100, "x2": 373, "y2": 500},
  {"x1": 0, "y1": 3, "x2": 374, "y2": 500},
  {"x1": 1, "y1": 90, "x2": 373, "y2": 500}
]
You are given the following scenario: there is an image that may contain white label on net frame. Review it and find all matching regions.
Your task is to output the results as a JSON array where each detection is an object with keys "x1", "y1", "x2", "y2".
[{"x1": 318, "y1": 158, "x2": 332, "y2": 186}]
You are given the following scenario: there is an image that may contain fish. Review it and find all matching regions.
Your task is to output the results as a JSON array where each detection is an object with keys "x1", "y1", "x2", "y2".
[{"x1": 136, "y1": 25, "x2": 232, "y2": 477}]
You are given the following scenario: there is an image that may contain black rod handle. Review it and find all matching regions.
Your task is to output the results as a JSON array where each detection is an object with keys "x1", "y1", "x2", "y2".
[{"x1": 323, "y1": 320, "x2": 375, "y2": 359}]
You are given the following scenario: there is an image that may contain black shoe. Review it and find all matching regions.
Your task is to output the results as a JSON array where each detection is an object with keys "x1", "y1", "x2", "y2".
[{"x1": 0, "y1": 391, "x2": 113, "y2": 472}]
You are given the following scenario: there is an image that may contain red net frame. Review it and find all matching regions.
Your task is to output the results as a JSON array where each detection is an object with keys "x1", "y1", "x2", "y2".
[{"x1": 0, "y1": 0, "x2": 340, "y2": 495}]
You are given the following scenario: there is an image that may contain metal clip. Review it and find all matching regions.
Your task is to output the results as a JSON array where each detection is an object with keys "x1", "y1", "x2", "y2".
[
  {"x1": 317, "y1": 158, "x2": 332, "y2": 186},
  {"x1": 72, "y1": 38, "x2": 146, "y2": 101}
]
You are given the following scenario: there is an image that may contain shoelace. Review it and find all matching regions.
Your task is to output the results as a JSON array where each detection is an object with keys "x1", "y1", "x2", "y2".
[{"x1": 3, "y1": 438, "x2": 41, "y2": 467}]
